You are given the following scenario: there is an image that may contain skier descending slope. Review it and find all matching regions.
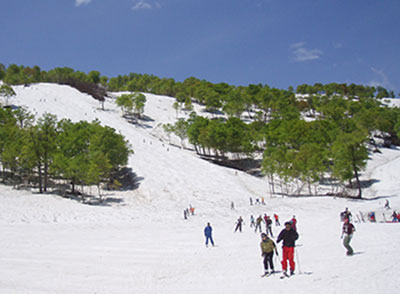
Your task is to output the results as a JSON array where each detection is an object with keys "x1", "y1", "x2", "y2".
[
  {"x1": 204, "y1": 222, "x2": 215, "y2": 247},
  {"x1": 260, "y1": 233, "x2": 278, "y2": 277},
  {"x1": 255, "y1": 215, "x2": 263, "y2": 233},
  {"x1": 341, "y1": 217, "x2": 356, "y2": 255},
  {"x1": 277, "y1": 222, "x2": 299, "y2": 277},
  {"x1": 234, "y1": 216, "x2": 244, "y2": 232}
]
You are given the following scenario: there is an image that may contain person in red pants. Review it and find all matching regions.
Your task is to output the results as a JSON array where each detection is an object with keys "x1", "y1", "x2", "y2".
[{"x1": 277, "y1": 222, "x2": 299, "y2": 276}]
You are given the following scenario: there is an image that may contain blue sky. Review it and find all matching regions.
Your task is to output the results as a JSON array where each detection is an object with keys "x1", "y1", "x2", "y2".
[{"x1": 1, "y1": 0, "x2": 399, "y2": 93}]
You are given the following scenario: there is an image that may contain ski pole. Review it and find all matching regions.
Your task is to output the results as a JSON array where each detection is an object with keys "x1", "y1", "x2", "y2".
[{"x1": 295, "y1": 247, "x2": 302, "y2": 274}]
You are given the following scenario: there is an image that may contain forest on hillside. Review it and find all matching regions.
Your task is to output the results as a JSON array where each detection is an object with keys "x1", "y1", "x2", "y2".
[{"x1": 1, "y1": 64, "x2": 400, "y2": 199}]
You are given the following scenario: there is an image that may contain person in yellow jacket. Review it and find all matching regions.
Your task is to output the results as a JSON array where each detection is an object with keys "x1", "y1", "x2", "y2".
[{"x1": 260, "y1": 233, "x2": 278, "y2": 276}]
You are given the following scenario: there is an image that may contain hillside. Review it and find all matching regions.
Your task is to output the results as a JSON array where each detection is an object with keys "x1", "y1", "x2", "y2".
[{"x1": 1, "y1": 83, "x2": 399, "y2": 294}]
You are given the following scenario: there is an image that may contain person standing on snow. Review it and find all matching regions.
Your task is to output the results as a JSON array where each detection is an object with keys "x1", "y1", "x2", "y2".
[
  {"x1": 204, "y1": 222, "x2": 215, "y2": 247},
  {"x1": 234, "y1": 216, "x2": 244, "y2": 232},
  {"x1": 290, "y1": 215, "x2": 297, "y2": 231},
  {"x1": 277, "y1": 222, "x2": 299, "y2": 276},
  {"x1": 266, "y1": 216, "x2": 273, "y2": 237},
  {"x1": 250, "y1": 215, "x2": 256, "y2": 228},
  {"x1": 274, "y1": 213, "x2": 280, "y2": 226},
  {"x1": 341, "y1": 218, "x2": 355, "y2": 255},
  {"x1": 255, "y1": 215, "x2": 263, "y2": 233},
  {"x1": 260, "y1": 233, "x2": 278, "y2": 276},
  {"x1": 341, "y1": 207, "x2": 352, "y2": 222}
]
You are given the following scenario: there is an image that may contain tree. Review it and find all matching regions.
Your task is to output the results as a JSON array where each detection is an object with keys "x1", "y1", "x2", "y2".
[
  {"x1": 116, "y1": 94, "x2": 134, "y2": 117},
  {"x1": 172, "y1": 119, "x2": 189, "y2": 148},
  {"x1": 28, "y1": 113, "x2": 58, "y2": 193},
  {"x1": 133, "y1": 93, "x2": 146, "y2": 119},
  {"x1": 331, "y1": 130, "x2": 369, "y2": 198},
  {"x1": 0, "y1": 84, "x2": 16, "y2": 105}
]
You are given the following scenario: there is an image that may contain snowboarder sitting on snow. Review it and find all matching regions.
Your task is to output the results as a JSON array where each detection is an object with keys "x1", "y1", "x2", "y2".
[
  {"x1": 277, "y1": 222, "x2": 299, "y2": 276},
  {"x1": 384, "y1": 199, "x2": 390, "y2": 209},
  {"x1": 392, "y1": 211, "x2": 399, "y2": 222},
  {"x1": 341, "y1": 217, "x2": 355, "y2": 255},
  {"x1": 204, "y1": 222, "x2": 215, "y2": 247},
  {"x1": 260, "y1": 233, "x2": 278, "y2": 276},
  {"x1": 234, "y1": 216, "x2": 244, "y2": 232}
]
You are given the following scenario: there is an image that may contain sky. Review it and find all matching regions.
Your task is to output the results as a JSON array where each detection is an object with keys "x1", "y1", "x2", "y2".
[{"x1": 1, "y1": 0, "x2": 399, "y2": 94}]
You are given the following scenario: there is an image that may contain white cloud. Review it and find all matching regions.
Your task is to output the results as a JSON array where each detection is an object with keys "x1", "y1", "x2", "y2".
[
  {"x1": 75, "y1": 0, "x2": 91, "y2": 6},
  {"x1": 369, "y1": 67, "x2": 394, "y2": 90},
  {"x1": 132, "y1": 1, "x2": 155, "y2": 11},
  {"x1": 290, "y1": 42, "x2": 323, "y2": 62}
]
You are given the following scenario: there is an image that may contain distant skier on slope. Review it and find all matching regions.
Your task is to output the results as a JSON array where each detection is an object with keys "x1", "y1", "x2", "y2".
[
  {"x1": 290, "y1": 215, "x2": 297, "y2": 231},
  {"x1": 274, "y1": 213, "x2": 280, "y2": 226},
  {"x1": 266, "y1": 215, "x2": 273, "y2": 237},
  {"x1": 255, "y1": 215, "x2": 263, "y2": 233},
  {"x1": 277, "y1": 222, "x2": 299, "y2": 276},
  {"x1": 341, "y1": 217, "x2": 355, "y2": 256},
  {"x1": 340, "y1": 207, "x2": 352, "y2": 222},
  {"x1": 260, "y1": 233, "x2": 278, "y2": 276},
  {"x1": 204, "y1": 222, "x2": 215, "y2": 247},
  {"x1": 234, "y1": 216, "x2": 244, "y2": 232},
  {"x1": 250, "y1": 215, "x2": 256, "y2": 228}
]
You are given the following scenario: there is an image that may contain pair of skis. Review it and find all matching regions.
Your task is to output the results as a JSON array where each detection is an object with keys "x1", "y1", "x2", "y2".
[{"x1": 260, "y1": 271, "x2": 293, "y2": 279}]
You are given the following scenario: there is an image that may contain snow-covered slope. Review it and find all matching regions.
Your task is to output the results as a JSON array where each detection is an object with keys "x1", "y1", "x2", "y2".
[{"x1": 1, "y1": 83, "x2": 399, "y2": 294}]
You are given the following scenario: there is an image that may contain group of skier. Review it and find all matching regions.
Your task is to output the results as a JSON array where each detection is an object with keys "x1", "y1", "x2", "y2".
[
  {"x1": 260, "y1": 221, "x2": 299, "y2": 277},
  {"x1": 203, "y1": 207, "x2": 361, "y2": 278},
  {"x1": 205, "y1": 214, "x2": 300, "y2": 278},
  {"x1": 183, "y1": 205, "x2": 195, "y2": 220}
]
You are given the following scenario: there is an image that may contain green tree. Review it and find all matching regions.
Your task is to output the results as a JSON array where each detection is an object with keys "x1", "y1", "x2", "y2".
[
  {"x1": 0, "y1": 84, "x2": 16, "y2": 105},
  {"x1": 28, "y1": 113, "x2": 58, "y2": 193},
  {"x1": 133, "y1": 93, "x2": 146, "y2": 119},
  {"x1": 331, "y1": 130, "x2": 369, "y2": 198}
]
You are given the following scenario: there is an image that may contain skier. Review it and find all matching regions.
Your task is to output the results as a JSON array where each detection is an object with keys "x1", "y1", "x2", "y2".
[
  {"x1": 231, "y1": 201, "x2": 235, "y2": 210},
  {"x1": 255, "y1": 215, "x2": 263, "y2": 233},
  {"x1": 255, "y1": 198, "x2": 261, "y2": 205},
  {"x1": 261, "y1": 197, "x2": 265, "y2": 205},
  {"x1": 263, "y1": 214, "x2": 268, "y2": 226},
  {"x1": 290, "y1": 215, "x2": 297, "y2": 231},
  {"x1": 190, "y1": 205, "x2": 195, "y2": 215},
  {"x1": 392, "y1": 211, "x2": 398, "y2": 222},
  {"x1": 250, "y1": 215, "x2": 256, "y2": 228},
  {"x1": 184, "y1": 210, "x2": 187, "y2": 220},
  {"x1": 234, "y1": 216, "x2": 244, "y2": 232},
  {"x1": 384, "y1": 199, "x2": 390, "y2": 209},
  {"x1": 260, "y1": 233, "x2": 278, "y2": 276},
  {"x1": 340, "y1": 207, "x2": 352, "y2": 221},
  {"x1": 204, "y1": 222, "x2": 215, "y2": 247},
  {"x1": 266, "y1": 216, "x2": 273, "y2": 237},
  {"x1": 274, "y1": 213, "x2": 280, "y2": 226},
  {"x1": 250, "y1": 197, "x2": 253, "y2": 206},
  {"x1": 277, "y1": 222, "x2": 299, "y2": 276},
  {"x1": 341, "y1": 217, "x2": 355, "y2": 255}
]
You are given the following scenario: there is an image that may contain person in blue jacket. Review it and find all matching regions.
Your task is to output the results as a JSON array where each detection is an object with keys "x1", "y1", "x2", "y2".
[{"x1": 204, "y1": 222, "x2": 215, "y2": 247}]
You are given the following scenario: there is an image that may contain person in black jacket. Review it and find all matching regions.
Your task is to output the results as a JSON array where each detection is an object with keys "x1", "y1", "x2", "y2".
[{"x1": 277, "y1": 222, "x2": 299, "y2": 276}]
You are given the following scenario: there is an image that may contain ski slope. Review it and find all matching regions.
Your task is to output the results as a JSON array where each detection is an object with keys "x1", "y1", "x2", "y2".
[{"x1": 0, "y1": 83, "x2": 399, "y2": 293}]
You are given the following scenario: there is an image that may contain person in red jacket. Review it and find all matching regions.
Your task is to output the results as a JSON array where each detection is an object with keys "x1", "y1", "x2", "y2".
[
  {"x1": 290, "y1": 215, "x2": 297, "y2": 231},
  {"x1": 277, "y1": 222, "x2": 299, "y2": 276}
]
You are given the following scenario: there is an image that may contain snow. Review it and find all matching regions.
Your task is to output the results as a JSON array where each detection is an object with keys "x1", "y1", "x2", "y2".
[{"x1": 1, "y1": 83, "x2": 400, "y2": 293}]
